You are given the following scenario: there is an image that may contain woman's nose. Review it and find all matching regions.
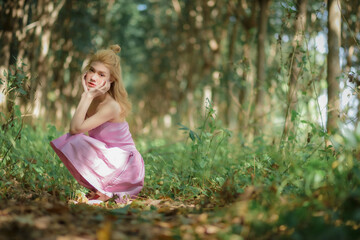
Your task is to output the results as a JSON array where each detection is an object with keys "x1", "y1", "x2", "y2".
[{"x1": 90, "y1": 74, "x2": 98, "y2": 81}]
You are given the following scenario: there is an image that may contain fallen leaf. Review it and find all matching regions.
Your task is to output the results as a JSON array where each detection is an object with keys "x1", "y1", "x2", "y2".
[{"x1": 96, "y1": 220, "x2": 112, "y2": 240}]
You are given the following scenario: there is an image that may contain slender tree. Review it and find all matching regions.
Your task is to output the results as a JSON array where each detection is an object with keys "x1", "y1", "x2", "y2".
[
  {"x1": 326, "y1": 0, "x2": 341, "y2": 136},
  {"x1": 224, "y1": 0, "x2": 257, "y2": 131},
  {"x1": 253, "y1": 0, "x2": 270, "y2": 135},
  {"x1": 282, "y1": 0, "x2": 308, "y2": 139}
]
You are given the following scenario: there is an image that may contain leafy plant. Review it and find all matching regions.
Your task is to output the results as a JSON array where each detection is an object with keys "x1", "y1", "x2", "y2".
[
  {"x1": 0, "y1": 60, "x2": 31, "y2": 167},
  {"x1": 179, "y1": 99, "x2": 232, "y2": 183}
]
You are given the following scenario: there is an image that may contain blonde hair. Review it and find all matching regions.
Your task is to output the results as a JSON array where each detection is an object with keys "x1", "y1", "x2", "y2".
[{"x1": 84, "y1": 44, "x2": 131, "y2": 118}]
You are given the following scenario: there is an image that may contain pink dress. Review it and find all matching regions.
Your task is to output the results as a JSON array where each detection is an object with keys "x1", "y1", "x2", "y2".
[{"x1": 50, "y1": 121, "x2": 144, "y2": 203}]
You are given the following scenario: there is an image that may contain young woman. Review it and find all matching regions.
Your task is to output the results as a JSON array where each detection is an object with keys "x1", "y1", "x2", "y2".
[{"x1": 50, "y1": 45, "x2": 144, "y2": 204}]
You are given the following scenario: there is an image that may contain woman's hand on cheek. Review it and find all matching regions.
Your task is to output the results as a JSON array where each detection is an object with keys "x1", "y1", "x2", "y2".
[
  {"x1": 102, "y1": 80, "x2": 111, "y2": 92},
  {"x1": 97, "y1": 79, "x2": 111, "y2": 94},
  {"x1": 82, "y1": 73, "x2": 89, "y2": 93},
  {"x1": 87, "y1": 79, "x2": 110, "y2": 98}
]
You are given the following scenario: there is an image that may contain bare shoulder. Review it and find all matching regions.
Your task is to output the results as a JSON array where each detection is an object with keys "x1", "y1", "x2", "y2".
[
  {"x1": 103, "y1": 97, "x2": 121, "y2": 114},
  {"x1": 96, "y1": 94, "x2": 124, "y2": 122}
]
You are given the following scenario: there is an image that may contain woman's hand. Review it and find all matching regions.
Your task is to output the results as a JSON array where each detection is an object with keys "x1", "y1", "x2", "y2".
[
  {"x1": 82, "y1": 74, "x2": 111, "y2": 99},
  {"x1": 82, "y1": 73, "x2": 89, "y2": 92},
  {"x1": 89, "y1": 80, "x2": 111, "y2": 98}
]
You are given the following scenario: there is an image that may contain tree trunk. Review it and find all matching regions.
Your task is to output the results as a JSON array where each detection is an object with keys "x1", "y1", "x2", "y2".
[
  {"x1": 33, "y1": 0, "x2": 65, "y2": 120},
  {"x1": 326, "y1": 0, "x2": 341, "y2": 136},
  {"x1": 0, "y1": 1, "x2": 14, "y2": 69},
  {"x1": 234, "y1": 0, "x2": 258, "y2": 134},
  {"x1": 282, "y1": 0, "x2": 308, "y2": 140},
  {"x1": 253, "y1": 0, "x2": 270, "y2": 135},
  {"x1": 240, "y1": 30, "x2": 253, "y2": 134},
  {"x1": 224, "y1": 19, "x2": 239, "y2": 127}
]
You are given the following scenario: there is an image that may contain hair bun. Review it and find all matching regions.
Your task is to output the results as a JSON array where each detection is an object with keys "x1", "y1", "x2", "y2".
[{"x1": 109, "y1": 44, "x2": 121, "y2": 53}]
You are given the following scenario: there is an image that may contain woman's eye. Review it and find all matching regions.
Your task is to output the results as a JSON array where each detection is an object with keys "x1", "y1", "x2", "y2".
[
  {"x1": 100, "y1": 74, "x2": 105, "y2": 77},
  {"x1": 90, "y1": 69, "x2": 95, "y2": 72}
]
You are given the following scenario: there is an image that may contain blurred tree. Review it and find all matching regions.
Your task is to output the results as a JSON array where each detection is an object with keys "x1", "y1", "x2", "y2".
[
  {"x1": 341, "y1": 0, "x2": 360, "y2": 126},
  {"x1": 282, "y1": 0, "x2": 308, "y2": 140},
  {"x1": 326, "y1": 0, "x2": 341, "y2": 137},
  {"x1": 1, "y1": 0, "x2": 359, "y2": 140},
  {"x1": 223, "y1": 0, "x2": 257, "y2": 130},
  {"x1": 253, "y1": 0, "x2": 270, "y2": 135}
]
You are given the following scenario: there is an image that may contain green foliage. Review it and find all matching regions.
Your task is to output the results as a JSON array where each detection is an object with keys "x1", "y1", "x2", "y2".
[
  {"x1": 142, "y1": 100, "x2": 234, "y2": 199},
  {"x1": 0, "y1": 61, "x2": 29, "y2": 98},
  {"x1": 0, "y1": 60, "x2": 31, "y2": 166},
  {"x1": 179, "y1": 100, "x2": 232, "y2": 182},
  {"x1": 1, "y1": 101, "x2": 360, "y2": 237},
  {"x1": 1, "y1": 122, "x2": 78, "y2": 198},
  {"x1": 0, "y1": 61, "x2": 77, "y2": 200},
  {"x1": 139, "y1": 100, "x2": 360, "y2": 237}
]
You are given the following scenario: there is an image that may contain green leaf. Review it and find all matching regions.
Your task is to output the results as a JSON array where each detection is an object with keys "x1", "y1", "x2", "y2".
[
  {"x1": 19, "y1": 88, "x2": 27, "y2": 95},
  {"x1": 199, "y1": 159, "x2": 207, "y2": 169},
  {"x1": 178, "y1": 123, "x2": 189, "y2": 131},
  {"x1": 291, "y1": 110, "x2": 299, "y2": 122},
  {"x1": 189, "y1": 130, "x2": 196, "y2": 142},
  {"x1": 8, "y1": 137, "x2": 16, "y2": 148},
  {"x1": 14, "y1": 105, "x2": 21, "y2": 118}
]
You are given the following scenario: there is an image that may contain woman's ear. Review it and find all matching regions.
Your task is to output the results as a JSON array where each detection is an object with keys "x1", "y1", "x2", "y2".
[{"x1": 110, "y1": 77, "x2": 115, "y2": 83}]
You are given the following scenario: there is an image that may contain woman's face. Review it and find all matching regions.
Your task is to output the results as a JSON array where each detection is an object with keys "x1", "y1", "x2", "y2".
[{"x1": 85, "y1": 61, "x2": 111, "y2": 89}]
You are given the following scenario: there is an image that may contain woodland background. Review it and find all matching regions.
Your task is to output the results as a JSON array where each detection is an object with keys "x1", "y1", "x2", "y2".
[
  {"x1": 1, "y1": 0, "x2": 359, "y2": 138},
  {"x1": 1, "y1": 0, "x2": 360, "y2": 239}
]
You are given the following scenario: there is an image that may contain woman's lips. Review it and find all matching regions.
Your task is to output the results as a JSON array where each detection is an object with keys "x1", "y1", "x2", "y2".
[{"x1": 88, "y1": 82, "x2": 96, "y2": 87}]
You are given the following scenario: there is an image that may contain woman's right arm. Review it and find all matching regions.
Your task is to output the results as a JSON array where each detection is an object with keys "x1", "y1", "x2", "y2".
[{"x1": 69, "y1": 92, "x2": 94, "y2": 134}]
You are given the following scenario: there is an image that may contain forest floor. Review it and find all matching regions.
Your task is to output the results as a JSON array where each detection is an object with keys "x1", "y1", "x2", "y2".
[
  {"x1": 2, "y1": 177, "x2": 360, "y2": 240},
  {"x1": 0, "y1": 184, "x2": 252, "y2": 240}
]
